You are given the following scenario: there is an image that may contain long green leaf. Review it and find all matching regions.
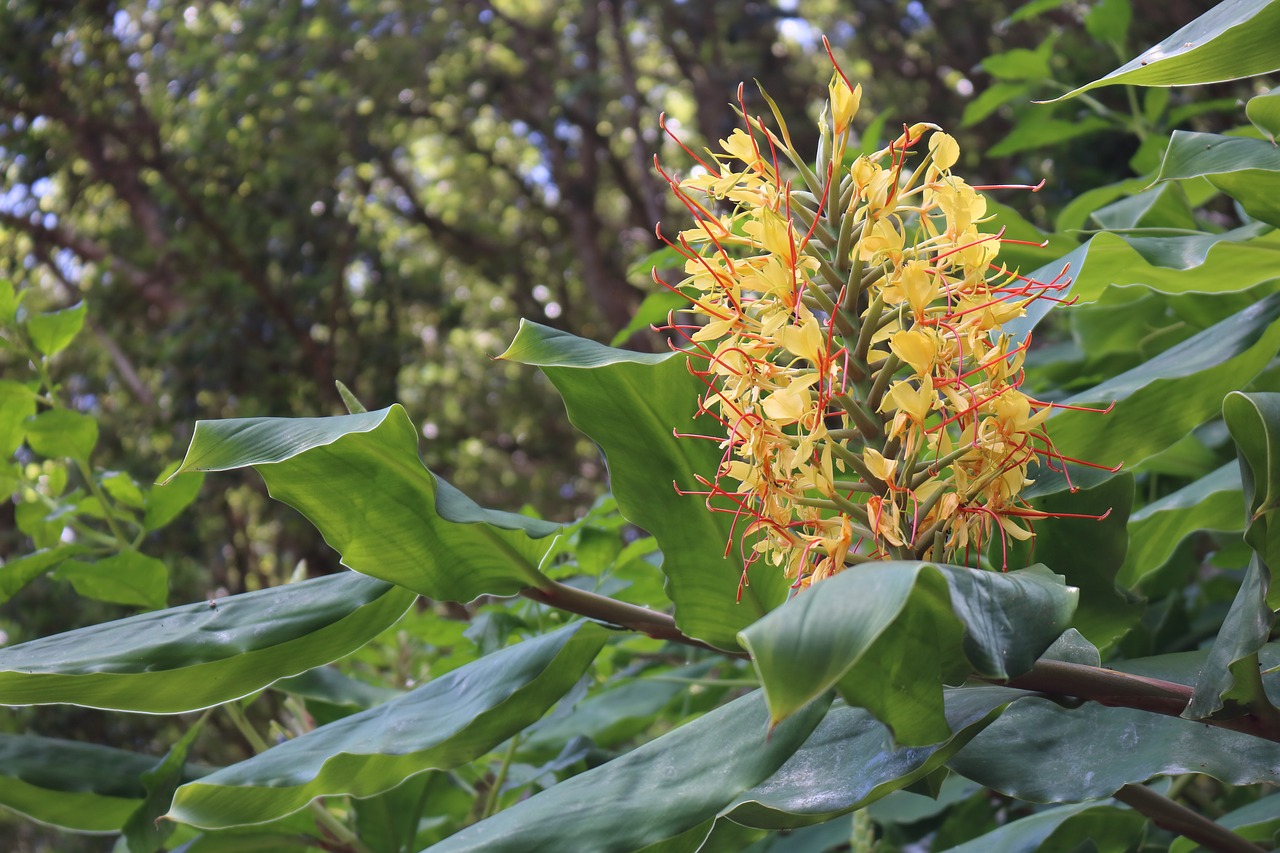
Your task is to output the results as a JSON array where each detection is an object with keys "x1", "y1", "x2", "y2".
[
  {"x1": 423, "y1": 688, "x2": 830, "y2": 852},
  {"x1": 1011, "y1": 475, "x2": 1139, "y2": 652},
  {"x1": 0, "y1": 733, "x2": 209, "y2": 833},
  {"x1": 1119, "y1": 463, "x2": 1244, "y2": 589},
  {"x1": 167, "y1": 622, "x2": 608, "y2": 829},
  {"x1": 949, "y1": 642, "x2": 1280, "y2": 802},
  {"x1": 1029, "y1": 292, "x2": 1280, "y2": 497},
  {"x1": 1050, "y1": 0, "x2": 1280, "y2": 100},
  {"x1": 722, "y1": 687, "x2": 1021, "y2": 830},
  {"x1": 1185, "y1": 392, "x2": 1280, "y2": 719},
  {"x1": 501, "y1": 320, "x2": 790, "y2": 650},
  {"x1": 1157, "y1": 130, "x2": 1280, "y2": 226},
  {"x1": 941, "y1": 800, "x2": 1143, "y2": 853},
  {"x1": 174, "y1": 405, "x2": 557, "y2": 601},
  {"x1": 0, "y1": 573, "x2": 415, "y2": 713},
  {"x1": 738, "y1": 562, "x2": 1076, "y2": 745}
]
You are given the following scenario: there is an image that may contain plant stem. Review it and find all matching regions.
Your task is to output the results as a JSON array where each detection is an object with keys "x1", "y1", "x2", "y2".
[
  {"x1": 309, "y1": 801, "x2": 376, "y2": 853},
  {"x1": 520, "y1": 581, "x2": 748, "y2": 658},
  {"x1": 480, "y1": 736, "x2": 520, "y2": 820},
  {"x1": 1113, "y1": 784, "x2": 1265, "y2": 853}
]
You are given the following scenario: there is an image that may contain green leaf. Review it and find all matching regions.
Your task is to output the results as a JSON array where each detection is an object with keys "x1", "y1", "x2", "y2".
[
  {"x1": 0, "y1": 279, "x2": 20, "y2": 326},
  {"x1": 26, "y1": 301, "x2": 87, "y2": 357},
  {"x1": 334, "y1": 379, "x2": 367, "y2": 414},
  {"x1": 1157, "y1": 130, "x2": 1280, "y2": 226},
  {"x1": 53, "y1": 550, "x2": 170, "y2": 610},
  {"x1": 0, "y1": 733, "x2": 208, "y2": 833},
  {"x1": 424, "y1": 689, "x2": 830, "y2": 852},
  {"x1": 961, "y1": 82, "x2": 1030, "y2": 128},
  {"x1": 272, "y1": 665, "x2": 402, "y2": 712},
  {"x1": 1050, "y1": 0, "x2": 1280, "y2": 100},
  {"x1": 1029, "y1": 292, "x2": 1280, "y2": 497},
  {"x1": 0, "y1": 572, "x2": 415, "y2": 713},
  {"x1": 738, "y1": 563, "x2": 1076, "y2": 745},
  {"x1": 1247, "y1": 85, "x2": 1280, "y2": 141},
  {"x1": 1010, "y1": 475, "x2": 1139, "y2": 652},
  {"x1": 519, "y1": 661, "x2": 717, "y2": 759},
  {"x1": 352, "y1": 773, "x2": 434, "y2": 853},
  {"x1": 0, "y1": 379, "x2": 35, "y2": 457},
  {"x1": 941, "y1": 800, "x2": 1143, "y2": 853},
  {"x1": 981, "y1": 37, "x2": 1055, "y2": 82},
  {"x1": 1119, "y1": 463, "x2": 1243, "y2": 589},
  {"x1": 144, "y1": 462, "x2": 204, "y2": 531},
  {"x1": 24, "y1": 408, "x2": 98, "y2": 462},
  {"x1": 1225, "y1": 391, "x2": 1280, "y2": 570},
  {"x1": 501, "y1": 321, "x2": 790, "y2": 650},
  {"x1": 722, "y1": 687, "x2": 1020, "y2": 831},
  {"x1": 1085, "y1": 0, "x2": 1132, "y2": 45},
  {"x1": 167, "y1": 622, "x2": 607, "y2": 829},
  {"x1": 123, "y1": 717, "x2": 207, "y2": 853},
  {"x1": 174, "y1": 405, "x2": 557, "y2": 602},
  {"x1": 0, "y1": 545, "x2": 85, "y2": 604},
  {"x1": 1089, "y1": 183, "x2": 1196, "y2": 232},
  {"x1": 1184, "y1": 392, "x2": 1280, "y2": 719},
  {"x1": 102, "y1": 471, "x2": 147, "y2": 509},
  {"x1": 609, "y1": 289, "x2": 687, "y2": 347},
  {"x1": 988, "y1": 116, "x2": 1112, "y2": 158},
  {"x1": 949, "y1": 642, "x2": 1280, "y2": 802}
]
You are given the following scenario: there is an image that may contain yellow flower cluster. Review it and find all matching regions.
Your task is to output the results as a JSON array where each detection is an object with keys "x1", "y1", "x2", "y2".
[{"x1": 659, "y1": 61, "x2": 1106, "y2": 593}]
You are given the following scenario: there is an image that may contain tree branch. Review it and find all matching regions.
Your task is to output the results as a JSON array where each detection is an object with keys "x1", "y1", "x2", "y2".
[{"x1": 1114, "y1": 783, "x2": 1267, "y2": 853}]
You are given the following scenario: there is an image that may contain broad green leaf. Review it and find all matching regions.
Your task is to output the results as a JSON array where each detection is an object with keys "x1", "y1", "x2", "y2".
[
  {"x1": 1089, "y1": 183, "x2": 1195, "y2": 232},
  {"x1": 1185, "y1": 392, "x2": 1280, "y2": 719},
  {"x1": 949, "y1": 642, "x2": 1280, "y2": 802},
  {"x1": 1010, "y1": 475, "x2": 1139, "y2": 651},
  {"x1": 54, "y1": 550, "x2": 169, "y2": 610},
  {"x1": 14, "y1": 499, "x2": 65, "y2": 549},
  {"x1": 1157, "y1": 130, "x2": 1280, "y2": 226},
  {"x1": 961, "y1": 82, "x2": 1030, "y2": 128},
  {"x1": 1085, "y1": 0, "x2": 1132, "y2": 44},
  {"x1": 501, "y1": 321, "x2": 790, "y2": 650},
  {"x1": 0, "y1": 379, "x2": 35, "y2": 456},
  {"x1": 1050, "y1": 0, "x2": 1280, "y2": 100},
  {"x1": 26, "y1": 301, "x2": 87, "y2": 357},
  {"x1": 174, "y1": 405, "x2": 557, "y2": 601},
  {"x1": 144, "y1": 462, "x2": 204, "y2": 531},
  {"x1": 1247, "y1": 85, "x2": 1280, "y2": 141},
  {"x1": 1029, "y1": 292, "x2": 1280, "y2": 497},
  {"x1": 1051, "y1": 229, "x2": 1280, "y2": 310},
  {"x1": 519, "y1": 661, "x2": 718, "y2": 760},
  {"x1": 738, "y1": 563, "x2": 1076, "y2": 745},
  {"x1": 1119, "y1": 463, "x2": 1244, "y2": 589},
  {"x1": 424, "y1": 689, "x2": 830, "y2": 852},
  {"x1": 721, "y1": 688, "x2": 1020, "y2": 831},
  {"x1": 0, "y1": 733, "x2": 208, "y2": 833},
  {"x1": 101, "y1": 471, "x2": 147, "y2": 509},
  {"x1": 0, "y1": 545, "x2": 85, "y2": 604},
  {"x1": 168, "y1": 621, "x2": 608, "y2": 829},
  {"x1": 0, "y1": 572, "x2": 415, "y2": 713},
  {"x1": 1225, "y1": 391, "x2": 1280, "y2": 571},
  {"x1": 1169, "y1": 791, "x2": 1280, "y2": 852},
  {"x1": 353, "y1": 772, "x2": 434, "y2": 853},
  {"x1": 988, "y1": 116, "x2": 1111, "y2": 158},
  {"x1": 942, "y1": 800, "x2": 1143, "y2": 853},
  {"x1": 123, "y1": 717, "x2": 206, "y2": 853},
  {"x1": 24, "y1": 408, "x2": 98, "y2": 462},
  {"x1": 272, "y1": 665, "x2": 402, "y2": 712},
  {"x1": 981, "y1": 37, "x2": 1055, "y2": 82}
]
